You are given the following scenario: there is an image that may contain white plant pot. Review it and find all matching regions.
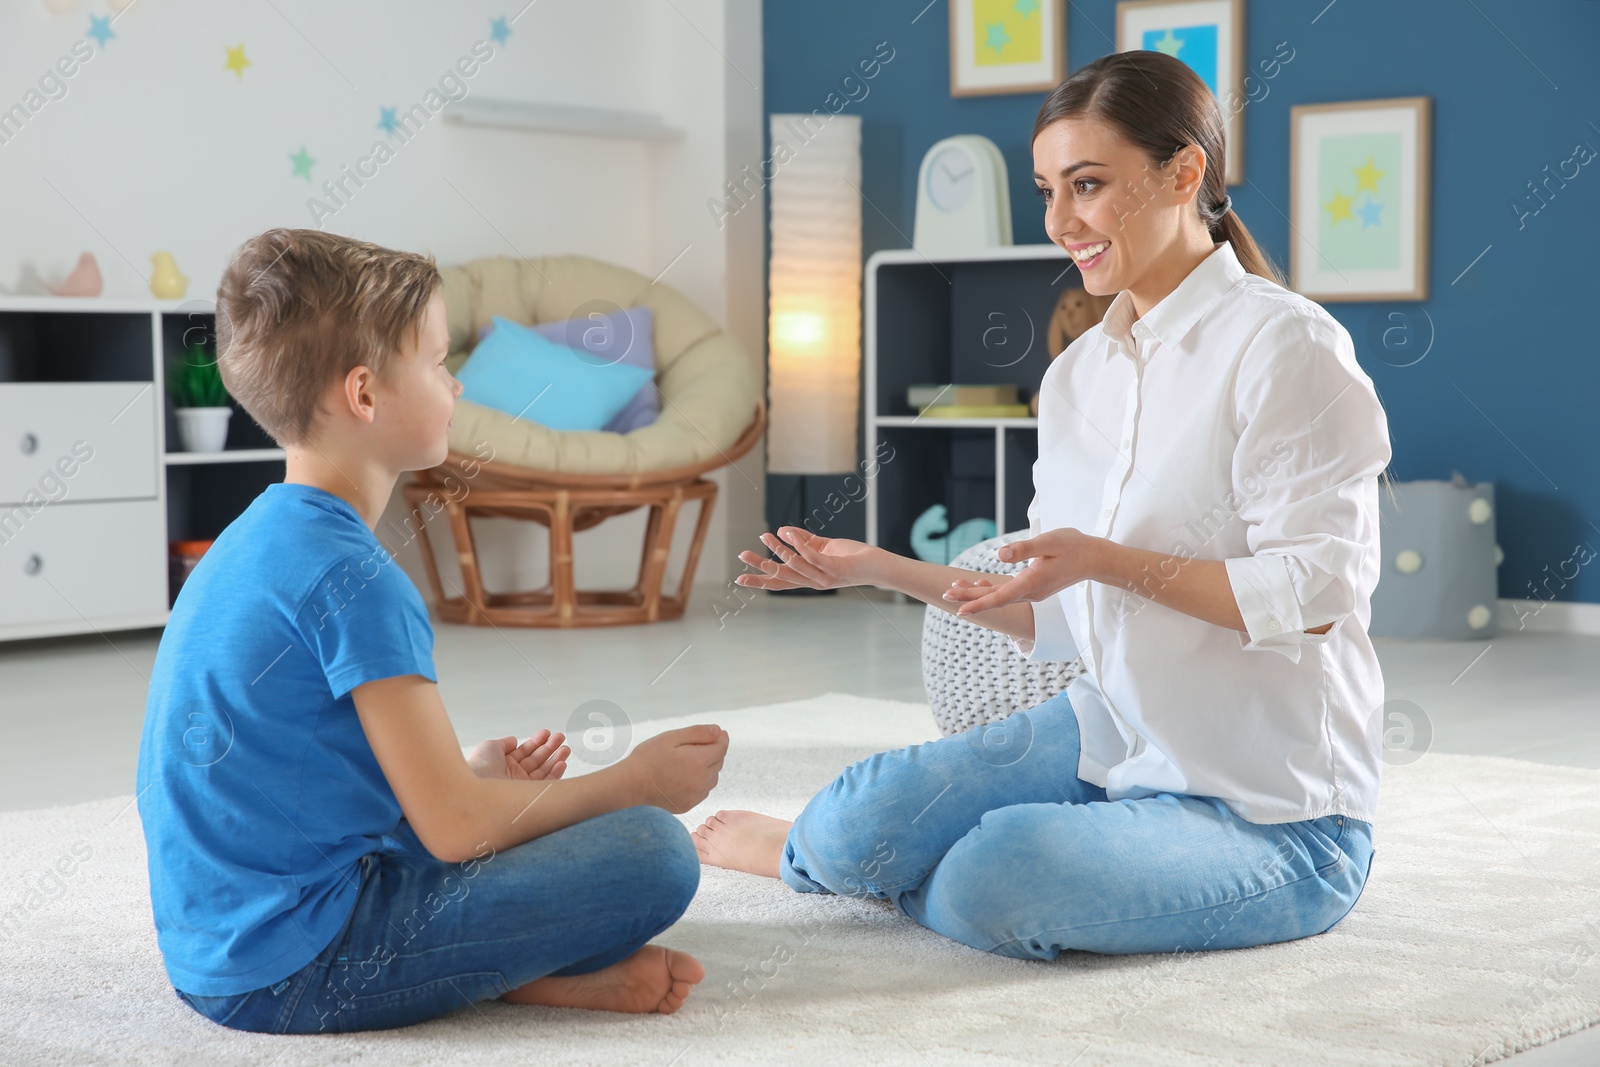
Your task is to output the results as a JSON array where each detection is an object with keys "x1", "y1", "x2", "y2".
[{"x1": 175, "y1": 407, "x2": 232, "y2": 453}]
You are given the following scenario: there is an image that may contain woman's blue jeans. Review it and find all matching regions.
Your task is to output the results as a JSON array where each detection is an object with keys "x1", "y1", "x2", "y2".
[
  {"x1": 173, "y1": 805, "x2": 700, "y2": 1034},
  {"x1": 780, "y1": 690, "x2": 1375, "y2": 958}
]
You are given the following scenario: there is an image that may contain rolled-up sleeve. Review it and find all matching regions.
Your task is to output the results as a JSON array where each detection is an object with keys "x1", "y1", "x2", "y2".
[
  {"x1": 1223, "y1": 309, "x2": 1391, "y2": 664},
  {"x1": 1007, "y1": 491, "x2": 1082, "y2": 662}
]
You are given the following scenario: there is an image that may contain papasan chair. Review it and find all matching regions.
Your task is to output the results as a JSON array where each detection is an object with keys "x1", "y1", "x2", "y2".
[
  {"x1": 403, "y1": 254, "x2": 765, "y2": 628},
  {"x1": 921, "y1": 529, "x2": 1087, "y2": 736}
]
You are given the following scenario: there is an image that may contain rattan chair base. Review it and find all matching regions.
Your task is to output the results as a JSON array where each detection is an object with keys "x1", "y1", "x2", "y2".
[
  {"x1": 404, "y1": 403, "x2": 764, "y2": 629},
  {"x1": 402, "y1": 477, "x2": 717, "y2": 629}
]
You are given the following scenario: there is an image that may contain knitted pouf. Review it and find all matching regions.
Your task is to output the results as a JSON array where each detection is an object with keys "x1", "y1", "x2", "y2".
[{"x1": 921, "y1": 531, "x2": 1086, "y2": 737}]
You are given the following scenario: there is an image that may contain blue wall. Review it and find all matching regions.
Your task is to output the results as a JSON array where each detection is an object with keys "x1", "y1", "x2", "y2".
[{"x1": 762, "y1": 0, "x2": 1600, "y2": 608}]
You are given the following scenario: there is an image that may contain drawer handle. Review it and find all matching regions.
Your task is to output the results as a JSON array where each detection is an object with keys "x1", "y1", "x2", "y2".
[
  {"x1": 24, "y1": 554, "x2": 42, "y2": 576},
  {"x1": 19, "y1": 433, "x2": 37, "y2": 455}
]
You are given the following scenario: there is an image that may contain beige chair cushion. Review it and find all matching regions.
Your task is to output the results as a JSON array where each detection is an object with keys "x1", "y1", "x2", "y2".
[{"x1": 439, "y1": 254, "x2": 760, "y2": 476}]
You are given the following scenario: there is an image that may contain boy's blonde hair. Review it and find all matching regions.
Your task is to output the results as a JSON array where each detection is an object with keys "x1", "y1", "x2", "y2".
[{"x1": 216, "y1": 228, "x2": 442, "y2": 447}]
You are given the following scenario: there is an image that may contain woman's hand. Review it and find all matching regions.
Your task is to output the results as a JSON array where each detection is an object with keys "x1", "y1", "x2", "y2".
[
  {"x1": 941, "y1": 528, "x2": 1106, "y2": 615},
  {"x1": 466, "y1": 729, "x2": 569, "y2": 781},
  {"x1": 735, "y1": 526, "x2": 880, "y2": 591}
]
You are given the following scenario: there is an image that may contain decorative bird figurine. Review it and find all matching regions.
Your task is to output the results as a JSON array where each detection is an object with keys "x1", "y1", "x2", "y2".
[
  {"x1": 149, "y1": 252, "x2": 188, "y2": 300},
  {"x1": 49, "y1": 251, "x2": 102, "y2": 297}
]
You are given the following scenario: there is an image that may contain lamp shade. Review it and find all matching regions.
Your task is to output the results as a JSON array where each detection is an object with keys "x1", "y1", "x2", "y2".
[{"x1": 766, "y1": 112, "x2": 862, "y2": 475}]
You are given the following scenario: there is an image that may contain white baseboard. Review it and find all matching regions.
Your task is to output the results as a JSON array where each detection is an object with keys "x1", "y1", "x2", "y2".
[{"x1": 1497, "y1": 597, "x2": 1600, "y2": 636}]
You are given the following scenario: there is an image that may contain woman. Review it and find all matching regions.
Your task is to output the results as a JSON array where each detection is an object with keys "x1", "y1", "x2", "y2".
[{"x1": 693, "y1": 50, "x2": 1394, "y2": 959}]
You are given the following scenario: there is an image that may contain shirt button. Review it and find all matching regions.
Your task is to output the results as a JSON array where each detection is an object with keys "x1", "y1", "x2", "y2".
[{"x1": 1268, "y1": 618, "x2": 1281, "y2": 632}]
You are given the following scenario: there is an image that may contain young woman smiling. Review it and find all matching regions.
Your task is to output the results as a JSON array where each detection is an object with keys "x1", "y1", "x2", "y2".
[{"x1": 696, "y1": 50, "x2": 1394, "y2": 960}]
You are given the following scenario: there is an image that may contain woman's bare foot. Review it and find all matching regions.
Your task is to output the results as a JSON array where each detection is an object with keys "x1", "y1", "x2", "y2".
[
  {"x1": 500, "y1": 945, "x2": 704, "y2": 1014},
  {"x1": 691, "y1": 810, "x2": 792, "y2": 878}
]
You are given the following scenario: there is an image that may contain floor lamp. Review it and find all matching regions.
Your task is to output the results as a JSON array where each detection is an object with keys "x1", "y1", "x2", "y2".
[{"x1": 765, "y1": 112, "x2": 863, "y2": 595}]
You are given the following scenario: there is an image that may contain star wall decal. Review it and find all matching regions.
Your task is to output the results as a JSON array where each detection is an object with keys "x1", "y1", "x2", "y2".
[{"x1": 86, "y1": 14, "x2": 114, "y2": 46}]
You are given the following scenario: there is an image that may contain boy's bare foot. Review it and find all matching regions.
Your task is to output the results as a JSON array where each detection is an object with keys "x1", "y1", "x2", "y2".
[
  {"x1": 500, "y1": 945, "x2": 704, "y2": 1014},
  {"x1": 691, "y1": 810, "x2": 791, "y2": 879}
]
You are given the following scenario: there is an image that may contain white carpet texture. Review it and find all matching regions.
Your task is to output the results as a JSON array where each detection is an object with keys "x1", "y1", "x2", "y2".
[{"x1": 2, "y1": 693, "x2": 1598, "y2": 1066}]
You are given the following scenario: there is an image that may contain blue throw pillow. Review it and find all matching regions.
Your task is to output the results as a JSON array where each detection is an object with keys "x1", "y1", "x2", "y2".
[
  {"x1": 476, "y1": 306, "x2": 659, "y2": 433},
  {"x1": 456, "y1": 315, "x2": 655, "y2": 432}
]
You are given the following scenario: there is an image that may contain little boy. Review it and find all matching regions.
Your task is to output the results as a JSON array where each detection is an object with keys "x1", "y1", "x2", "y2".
[{"x1": 135, "y1": 228, "x2": 728, "y2": 1034}]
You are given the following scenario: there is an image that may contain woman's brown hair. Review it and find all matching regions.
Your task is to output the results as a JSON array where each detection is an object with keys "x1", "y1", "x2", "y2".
[
  {"x1": 1032, "y1": 50, "x2": 1285, "y2": 287},
  {"x1": 1035, "y1": 51, "x2": 1402, "y2": 506}
]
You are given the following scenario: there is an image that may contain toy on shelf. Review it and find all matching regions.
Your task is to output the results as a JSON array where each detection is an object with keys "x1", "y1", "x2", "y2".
[
  {"x1": 1031, "y1": 286, "x2": 1116, "y2": 415},
  {"x1": 150, "y1": 252, "x2": 189, "y2": 299},
  {"x1": 48, "y1": 252, "x2": 103, "y2": 297},
  {"x1": 910, "y1": 503, "x2": 996, "y2": 564}
]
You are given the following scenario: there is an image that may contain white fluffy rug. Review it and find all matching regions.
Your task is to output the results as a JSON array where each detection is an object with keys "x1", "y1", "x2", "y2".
[{"x1": 3, "y1": 693, "x2": 1599, "y2": 1066}]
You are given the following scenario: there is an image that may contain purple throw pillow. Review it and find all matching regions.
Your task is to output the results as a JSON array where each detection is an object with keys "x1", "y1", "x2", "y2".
[{"x1": 474, "y1": 306, "x2": 658, "y2": 433}]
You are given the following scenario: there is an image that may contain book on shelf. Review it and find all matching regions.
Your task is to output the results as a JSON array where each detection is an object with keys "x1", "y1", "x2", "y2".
[
  {"x1": 906, "y1": 383, "x2": 1018, "y2": 409},
  {"x1": 916, "y1": 403, "x2": 1032, "y2": 419}
]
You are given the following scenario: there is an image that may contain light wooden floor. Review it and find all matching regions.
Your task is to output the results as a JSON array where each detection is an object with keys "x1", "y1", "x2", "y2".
[{"x1": 1, "y1": 588, "x2": 1596, "y2": 1062}]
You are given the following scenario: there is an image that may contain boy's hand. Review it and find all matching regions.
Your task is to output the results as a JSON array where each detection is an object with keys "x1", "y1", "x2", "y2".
[
  {"x1": 621, "y1": 724, "x2": 729, "y2": 813},
  {"x1": 466, "y1": 729, "x2": 569, "y2": 781}
]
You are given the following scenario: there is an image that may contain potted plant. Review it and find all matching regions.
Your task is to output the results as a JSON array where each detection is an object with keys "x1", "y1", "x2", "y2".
[{"x1": 169, "y1": 341, "x2": 232, "y2": 452}]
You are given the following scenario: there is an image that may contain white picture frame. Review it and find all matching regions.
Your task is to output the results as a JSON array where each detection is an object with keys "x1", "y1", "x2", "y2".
[
  {"x1": 1116, "y1": 0, "x2": 1245, "y2": 185},
  {"x1": 949, "y1": 0, "x2": 1065, "y2": 98}
]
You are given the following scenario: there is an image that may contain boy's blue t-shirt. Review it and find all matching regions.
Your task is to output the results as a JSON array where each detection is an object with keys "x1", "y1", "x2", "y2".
[{"x1": 135, "y1": 482, "x2": 437, "y2": 997}]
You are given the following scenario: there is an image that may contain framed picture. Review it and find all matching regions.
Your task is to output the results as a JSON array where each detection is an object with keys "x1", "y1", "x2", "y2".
[
  {"x1": 949, "y1": 0, "x2": 1065, "y2": 98},
  {"x1": 1290, "y1": 96, "x2": 1432, "y2": 302},
  {"x1": 1116, "y1": 0, "x2": 1245, "y2": 185}
]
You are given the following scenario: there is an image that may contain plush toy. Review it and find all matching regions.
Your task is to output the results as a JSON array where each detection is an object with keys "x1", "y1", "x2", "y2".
[
  {"x1": 1368, "y1": 474, "x2": 1501, "y2": 640},
  {"x1": 1031, "y1": 286, "x2": 1116, "y2": 415},
  {"x1": 910, "y1": 504, "x2": 996, "y2": 565}
]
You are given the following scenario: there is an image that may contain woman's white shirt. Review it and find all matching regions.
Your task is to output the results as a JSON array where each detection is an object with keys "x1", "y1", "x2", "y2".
[{"x1": 1013, "y1": 239, "x2": 1392, "y2": 825}]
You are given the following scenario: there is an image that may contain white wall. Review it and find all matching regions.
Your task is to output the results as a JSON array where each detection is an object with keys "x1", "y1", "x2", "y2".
[{"x1": 0, "y1": 0, "x2": 766, "y2": 611}]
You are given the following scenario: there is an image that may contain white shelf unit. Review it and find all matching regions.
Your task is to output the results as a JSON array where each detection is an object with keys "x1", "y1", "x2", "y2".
[
  {"x1": 0, "y1": 296, "x2": 285, "y2": 642},
  {"x1": 864, "y1": 243, "x2": 1076, "y2": 556}
]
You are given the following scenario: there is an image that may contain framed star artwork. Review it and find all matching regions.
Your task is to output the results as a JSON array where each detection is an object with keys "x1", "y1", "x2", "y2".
[
  {"x1": 1115, "y1": 0, "x2": 1245, "y2": 185},
  {"x1": 1290, "y1": 97, "x2": 1432, "y2": 301},
  {"x1": 949, "y1": 0, "x2": 1064, "y2": 98}
]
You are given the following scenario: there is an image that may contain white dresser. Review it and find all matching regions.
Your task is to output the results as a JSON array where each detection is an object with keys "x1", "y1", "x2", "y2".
[{"x1": 0, "y1": 297, "x2": 285, "y2": 642}]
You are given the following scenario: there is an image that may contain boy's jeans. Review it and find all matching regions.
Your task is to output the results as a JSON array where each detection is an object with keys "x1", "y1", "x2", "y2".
[
  {"x1": 780, "y1": 690, "x2": 1375, "y2": 958},
  {"x1": 174, "y1": 805, "x2": 699, "y2": 1034}
]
